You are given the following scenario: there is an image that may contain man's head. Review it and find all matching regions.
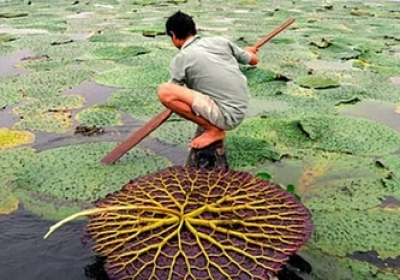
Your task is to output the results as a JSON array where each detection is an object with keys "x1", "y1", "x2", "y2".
[{"x1": 166, "y1": 11, "x2": 197, "y2": 48}]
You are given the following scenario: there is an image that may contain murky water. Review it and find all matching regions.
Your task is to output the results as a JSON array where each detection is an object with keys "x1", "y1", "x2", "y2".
[{"x1": 0, "y1": 209, "x2": 104, "y2": 280}]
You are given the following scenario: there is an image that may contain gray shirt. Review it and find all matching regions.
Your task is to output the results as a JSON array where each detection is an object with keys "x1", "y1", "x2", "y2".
[{"x1": 169, "y1": 35, "x2": 252, "y2": 128}]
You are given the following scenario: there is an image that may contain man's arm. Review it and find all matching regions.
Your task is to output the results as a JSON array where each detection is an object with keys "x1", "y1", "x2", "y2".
[
  {"x1": 168, "y1": 54, "x2": 186, "y2": 85},
  {"x1": 227, "y1": 39, "x2": 259, "y2": 66}
]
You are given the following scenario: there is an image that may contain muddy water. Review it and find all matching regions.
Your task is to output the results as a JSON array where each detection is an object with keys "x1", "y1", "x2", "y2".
[{"x1": 0, "y1": 209, "x2": 104, "y2": 280}]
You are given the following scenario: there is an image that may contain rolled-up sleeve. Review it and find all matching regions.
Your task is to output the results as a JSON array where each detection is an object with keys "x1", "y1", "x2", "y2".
[
  {"x1": 168, "y1": 54, "x2": 186, "y2": 85},
  {"x1": 227, "y1": 40, "x2": 252, "y2": 65}
]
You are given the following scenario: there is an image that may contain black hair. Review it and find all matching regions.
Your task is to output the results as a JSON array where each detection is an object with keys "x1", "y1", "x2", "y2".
[{"x1": 165, "y1": 11, "x2": 197, "y2": 40}]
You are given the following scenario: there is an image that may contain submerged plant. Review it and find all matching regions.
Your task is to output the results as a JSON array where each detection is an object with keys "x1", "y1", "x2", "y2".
[{"x1": 44, "y1": 166, "x2": 312, "y2": 280}]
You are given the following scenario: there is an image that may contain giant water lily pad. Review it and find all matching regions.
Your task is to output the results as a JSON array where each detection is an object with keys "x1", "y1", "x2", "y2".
[
  {"x1": 0, "y1": 84, "x2": 24, "y2": 109},
  {"x1": 1, "y1": 68, "x2": 92, "y2": 99},
  {"x1": 0, "y1": 128, "x2": 35, "y2": 149},
  {"x1": 44, "y1": 166, "x2": 312, "y2": 280},
  {"x1": 75, "y1": 106, "x2": 123, "y2": 126},
  {"x1": 106, "y1": 87, "x2": 164, "y2": 121},
  {"x1": 12, "y1": 95, "x2": 84, "y2": 116},
  {"x1": 13, "y1": 112, "x2": 72, "y2": 133},
  {"x1": 86, "y1": 45, "x2": 151, "y2": 61},
  {"x1": 299, "y1": 115, "x2": 400, "y2": 155},
  {"x1": 15, "y1": 143, "x2": 171, "y2": 218},
  {"x1": 295, "y1": 76, "x2": 340, "y2": 89},
  {"x1": 0, "y1": 147, "x2": 36, "y2": 215},
  {"x1": 95, "y1": 66, "x2": 169, "y2": 89},
  {"x1": 0, "y1": 187, "x2": 19, "y2": 215}
]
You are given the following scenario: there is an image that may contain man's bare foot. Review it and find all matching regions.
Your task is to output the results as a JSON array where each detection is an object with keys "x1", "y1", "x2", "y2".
[{"x1": 189, "y1": 129, "x2": 226, "y2": 149}]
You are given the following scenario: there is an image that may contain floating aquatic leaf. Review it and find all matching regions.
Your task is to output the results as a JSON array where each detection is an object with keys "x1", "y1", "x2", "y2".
[
  {"x1": 12, "y1": 95, "x2": 84, "y2": 116},
  {"x1": 106, "y1": 87, "x2": 164, "y2": 121},
  {"x1": 75, "y1": 106, "x2": 123, "y2": 126},
  {"x1": 0, "y1": 33, "x2": 18, "y2": 43},
  {"x1": 13, "y1": 112, "x2": 72, "y2": 133},
  {"x1": 0, "y1": 128, "x2": 35, "y2": 150},
  {"x1": 86, "y1": 45, "x2": 151, "y2": 61},
  {"x1": 95, "y1": 66, "x2": 169, "y2": 89},
  {"x1": 0, "y1": 187, "x2": 19, "y2": 215},
  {"x1": 295, "y1": 76, "x2": 340, "y2": 89},
  {"x1": 0, "y1": 12, "x2": 28, "y2": 18},
  {"x1": 44, "y1": 166, "x2": 312, "y2": 280},
  {"x1": 15, "y1": 143, "x2": 171, "y2": 203},
  {"x1": 298, "y1": 115, "x2": 400, "y2": 155},
  {"x1": 0, "y1": 84, "x2": 24, "y2": 109}
]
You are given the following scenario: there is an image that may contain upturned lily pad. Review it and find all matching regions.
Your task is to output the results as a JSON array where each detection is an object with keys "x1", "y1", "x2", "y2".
[
  {"x1": 0, "y1": 128, "x2": 35, "y2": 150},
  {"x1": 44, "y1": 166, "x2": 312, "y2": 280},
  {"x1": 75, "y1": 106, "x2": 123, "y2": 126},
  {"x1": 295, "y1": 76, "x2": 340, "y2": 89},
  {"x1": 13, "y1": 112, "x2": 72, "y2": 133},
  {"x1": 95, "y1": 66, "x2": 169, "y2": 89}
]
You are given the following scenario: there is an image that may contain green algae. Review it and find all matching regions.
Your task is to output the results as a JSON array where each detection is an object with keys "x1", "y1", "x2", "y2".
[
  {"x1": 75, "y1": 105, "x2": 123, "y2": 126},
  {"x1": 14, "y1": 143, "x2": 171, "y2": 210},
  {"x1": 0, "y1": 128, "x2": 35, "y2": 150}
]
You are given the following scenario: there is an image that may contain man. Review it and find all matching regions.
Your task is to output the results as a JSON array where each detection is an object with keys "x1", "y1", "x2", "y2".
[{"x1": 157, "y1": 11, "x2": 259, "y2": 149}]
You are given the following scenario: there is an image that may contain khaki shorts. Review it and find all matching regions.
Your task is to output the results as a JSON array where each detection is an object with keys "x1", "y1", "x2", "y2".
[{"x1": 191, "y1": 90, "x2": 234, "y2": 131}]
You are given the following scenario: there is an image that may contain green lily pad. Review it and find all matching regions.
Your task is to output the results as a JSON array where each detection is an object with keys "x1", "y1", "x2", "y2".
[
  {"x1": 312, "y1": 208, "x2": 400, "y2": 259},
  {"x1": 0, "y1": 34, "x2": 18, "y2": 43},
  {"x1": 299, "y1": 248, "x2": 400, "y2": 280},
  {"x1": 0, "y1": 187, "x2": 19, "y2": 215},
  {"x1": 86, "y1": 45, "x2": 151, "y2": 61},
  {"x1": 295, "y1": 76, "x2": 340, "y2": 89},
  {"x1": 1, "y1": 68, "x2": 91, "y2": 99},
  {"x1": 151, "y1": 117, "x2": 197, "y2": 146},
  {"x1": 12, "y1": 95, "x2": 84, "y2": 116},
  {"x1": 106, "y1": 87, "x2": 164, "y2": 121},
  {"x1": 95, "y1": 66, "x2": 169, "y2": 89},
  {"x1": 0, "y1": 128, "x2": 35, "y2": 150},
  {"x1": 12, "y1": 112, "x2": 72, "y2": 133},
  {"x1": 14, "y1": 143, "x2": 171, "y2": 219},
  {"x1": 299, "y1": 115, "x2": 400, "y2": 155},
  {"x1": 75, "y1": 105, "x2": 123, "y2": 126},
  {"x1": 0, "y1": 12, "x2": 28, "y2": 18},
  {"x1": 0, "y1": 84, "x2": 24, "y2": 109}
]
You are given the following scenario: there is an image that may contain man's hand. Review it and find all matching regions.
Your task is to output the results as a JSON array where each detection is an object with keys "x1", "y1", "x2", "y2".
[
  {"x1": 245, "y1": 46, "x2": 259, "y2": 54},
  {"x1": 245, "y1": 46, "x2": 259, "y2": 66}
]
